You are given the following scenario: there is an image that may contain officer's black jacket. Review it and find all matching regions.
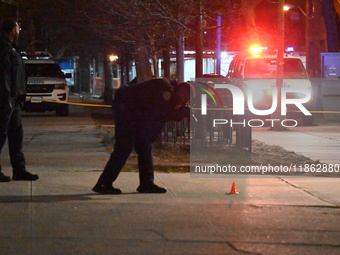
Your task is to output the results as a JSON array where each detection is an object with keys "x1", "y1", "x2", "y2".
[
  {"x1": 0, "y1": 35, "x2": 26, "y2": 118},
  {"x1": 113, "y1": 78, "x2": 190, "y2": 123}
]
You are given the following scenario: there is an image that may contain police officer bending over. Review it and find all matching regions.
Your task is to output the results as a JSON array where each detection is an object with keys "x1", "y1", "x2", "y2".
[
  {"x1": 0, "y1": 19, "x2": 38, "y2": 182},
  {"x1": 93, "y1": 78, "x2": 193, "y2": 194}
]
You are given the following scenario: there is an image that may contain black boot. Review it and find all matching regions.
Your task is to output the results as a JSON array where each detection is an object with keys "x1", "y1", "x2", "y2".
[
  {"x1": 137, "y1": 183, "x2": 167, "y2": 193},
  {"x1": 12, "y1": 170, "x2": 39, "y2": 181},
  {"x1": 0, "y1": 172, "x2": 11, "y2": 182},
  {"x1": 92, "y1": 178, "x2": 122, "y2": 194}
]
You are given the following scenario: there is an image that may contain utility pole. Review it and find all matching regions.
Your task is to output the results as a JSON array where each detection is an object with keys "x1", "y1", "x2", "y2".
[
  {"x1": 216, "y1": 13, "x2": 222, "y2": 75},
  {"x1": 277, "y1": 0, "x2": 284, "y2": 93},
  {"x1": 305, "y1": 0, "x2": 310, "y2": 76},
  {"x1": 271, "y1": 0, "x2": 286, "y2": 130}
]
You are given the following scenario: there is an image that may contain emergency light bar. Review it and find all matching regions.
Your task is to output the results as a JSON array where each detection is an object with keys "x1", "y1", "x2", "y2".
[
  {"x1": 248, "y1": 45, "x2": 268, "y2": 56},
  {"x1": 21, "y1": 51, "x2": 52, "y2": 60}
]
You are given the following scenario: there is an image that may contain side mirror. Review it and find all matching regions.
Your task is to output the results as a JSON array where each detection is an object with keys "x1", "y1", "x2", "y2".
[{"x1": 64, "y1": 73, "x2": 72, "y2": 78}]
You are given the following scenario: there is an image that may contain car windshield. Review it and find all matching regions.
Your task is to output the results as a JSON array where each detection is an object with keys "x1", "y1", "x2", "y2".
[
  {"x1": 244, "y1": 58, "x2": 307, "y2": 79},
  {"x1": 25, "y1": 63, "x2": 64, "y2": 77}
]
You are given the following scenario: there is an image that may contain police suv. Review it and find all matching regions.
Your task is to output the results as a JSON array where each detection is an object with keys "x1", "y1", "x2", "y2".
[
  {"x1": 226, "y1": 48, "x2": 314, "y2": 125},
  {"x1": 23, "y1": 52, "x2": 71, "y2": 116}
]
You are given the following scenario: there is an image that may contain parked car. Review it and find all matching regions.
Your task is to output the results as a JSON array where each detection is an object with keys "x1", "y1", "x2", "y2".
[{"x1": 23, "y1": 57, "x2": 71, "y2": 116}]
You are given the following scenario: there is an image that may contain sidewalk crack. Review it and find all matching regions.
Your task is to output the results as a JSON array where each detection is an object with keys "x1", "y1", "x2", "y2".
[{"x1": 278, "y1": 177, "x2": 339, "y2": 207}]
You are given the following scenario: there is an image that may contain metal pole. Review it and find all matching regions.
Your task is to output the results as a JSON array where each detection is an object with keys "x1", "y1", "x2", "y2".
[
  {"x1": 271, "y1": 0, "x2": 285, "y2": 130},
  {"x1": 92, "y1": 58, "x2": 96, "y2": 94},
  {"x1": 305, "y1": 0, "x2": 310, "y2": 75},
  {"x1": 216, "y1": 13, "x2": 222, "y2": 75},
  {"x1": 277, "y1": 0, "x2": 284, "y2": 106}
]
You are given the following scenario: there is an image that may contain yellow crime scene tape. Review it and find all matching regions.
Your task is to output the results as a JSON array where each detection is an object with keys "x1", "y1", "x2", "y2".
[
  {"x1": 41, "y1": 99, "x2": 340, "y2": 114},
  {"x1": 41, "y1": 99, "x2": 112, "y2": 108}
]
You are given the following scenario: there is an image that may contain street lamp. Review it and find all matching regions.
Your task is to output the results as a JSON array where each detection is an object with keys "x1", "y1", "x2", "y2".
[
  {"x1": 283, "y1": 4, "x2": 306, "y2": 16},
  {"x1": 109, "y1": 54, "x2": 118, "y2": 62}
]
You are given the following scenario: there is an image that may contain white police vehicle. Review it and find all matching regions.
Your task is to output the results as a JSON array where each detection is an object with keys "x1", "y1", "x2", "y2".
[
  {"x1": 23, "y1": 52, "x2": 71, "y2": 116},
  {"x1": 226, "y1": 47, "x2": 314, "y2": 125}
]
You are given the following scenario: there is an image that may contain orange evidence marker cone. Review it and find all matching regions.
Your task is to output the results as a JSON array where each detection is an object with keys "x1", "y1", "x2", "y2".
[{"x1": 227, "y1": 182, "x2": 239, "y2": 195}]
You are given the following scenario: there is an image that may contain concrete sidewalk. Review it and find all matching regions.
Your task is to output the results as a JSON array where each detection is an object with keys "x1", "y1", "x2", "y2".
[
  {"x1": 0, "y1": 103, "x2": 339, "y2": 255},
  {"x1": 1, "y1": 172, "x2": 340, "y2": 255}
]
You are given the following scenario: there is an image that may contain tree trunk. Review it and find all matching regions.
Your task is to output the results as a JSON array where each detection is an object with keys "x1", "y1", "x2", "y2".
[
  {"x1": 78, "y1": 57, "x2": 91, "y2": 92},
  {"x1": 150, "y1": 36, "x2": 158, "y2": 78},
  {"x1": 121, "y1": 55, "x2": 130, "y2": 85},
  {"x1": 27, "y1": 9, "x2": 36, "y2": 52},
  {"x1": 103, "y1": 54, "x2": 113, "y2": 104},
  {"x1": 195, "y1": 13, "x2": 203, "y2": 78},
  {"x1": 176, "y1": 33, "x2": 185, "y2": 82},
  {"x1": 163, "y1": 45, "x2": 171, "y2": 79},
  {"x1": 151, "y1": 53, "x2": 158, "y2": 78},
  {"x1": 135, "y1": 44, "x2": 153, "y2": 83}
]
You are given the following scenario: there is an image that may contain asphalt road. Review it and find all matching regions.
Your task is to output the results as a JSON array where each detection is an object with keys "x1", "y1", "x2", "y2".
[
  {"x1": 0, "y1": 105, "x2": 339, "y2": 255},
  {"x1": 252, "y1": 117, "x2": 340, "y2": 165}
]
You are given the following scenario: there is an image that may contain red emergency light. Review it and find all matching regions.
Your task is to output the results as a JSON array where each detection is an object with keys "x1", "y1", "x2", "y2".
[{"x1": 248, "y1": 45, "x2": 268, "y2": 56}]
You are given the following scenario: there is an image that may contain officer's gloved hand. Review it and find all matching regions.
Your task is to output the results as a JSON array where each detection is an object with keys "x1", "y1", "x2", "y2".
[
  {"x1": 168, "y1": 105, "x2": 189, "y2": 121},
  {"x1": 177, "y1": 105, "x2": 191, "y2": 118}
]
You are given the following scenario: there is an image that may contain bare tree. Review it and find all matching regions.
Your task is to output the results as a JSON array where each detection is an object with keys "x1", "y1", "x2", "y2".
[
  {"x1": 77, "y1": 0, "x2": 201, "y2": 82},
  {"x1": 76, "y1": 0, "x2": 160, "y2": 83},
  {"x1": 19, "y1": 0, "x2": 273, "y2": 85},
  {"x1": 321, "y1": 0, "x2": 339, "y2": 52}
]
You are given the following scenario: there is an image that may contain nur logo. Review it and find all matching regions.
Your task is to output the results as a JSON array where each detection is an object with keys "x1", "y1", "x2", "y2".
[
  {"x1": 195, "y1": 83, "x2": 312, "y2": 116},
  {"x1": 195, "y1": 82, "x2": 223, "y2": 115}
]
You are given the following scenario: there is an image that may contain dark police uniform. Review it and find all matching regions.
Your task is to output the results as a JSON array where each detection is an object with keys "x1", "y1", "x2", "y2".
[
  {"x1": 95, "y1": 78, "x2": 190, "y2": 191},
  {"x1": 0, "y1": 35, "x2": 27, "y2": 177}
]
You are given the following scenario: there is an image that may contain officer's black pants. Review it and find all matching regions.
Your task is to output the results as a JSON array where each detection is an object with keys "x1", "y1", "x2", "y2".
[
  {"x1": 99, "y1": 103, "x2": 164, "y2": 187},
  {"x1": 0, "y1": 103, "x2": 26, "y2": 174}
]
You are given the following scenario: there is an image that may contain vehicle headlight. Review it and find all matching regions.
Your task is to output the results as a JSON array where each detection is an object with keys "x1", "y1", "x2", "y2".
[{"x1": 55, "y1": 84, "x2": 66, "y2": 89}]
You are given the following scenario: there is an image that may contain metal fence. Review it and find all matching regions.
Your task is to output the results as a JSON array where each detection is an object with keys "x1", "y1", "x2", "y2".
[{"x1": 162, "y1": 109, "x2": 252, "y2": 152}]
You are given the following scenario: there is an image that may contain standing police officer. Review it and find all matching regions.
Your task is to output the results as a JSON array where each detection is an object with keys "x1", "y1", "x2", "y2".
[
  {"x1": 0, "y1": 18, "x2": 38, "y2": 182},
  {"x1": 93, "y1": 78, "x2": 193, "y2": 194}
]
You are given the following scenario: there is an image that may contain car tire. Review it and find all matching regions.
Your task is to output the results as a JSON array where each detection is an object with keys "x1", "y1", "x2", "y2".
[{"x1": 56, "y1": 104, "x2": 69, "y2": 116}]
